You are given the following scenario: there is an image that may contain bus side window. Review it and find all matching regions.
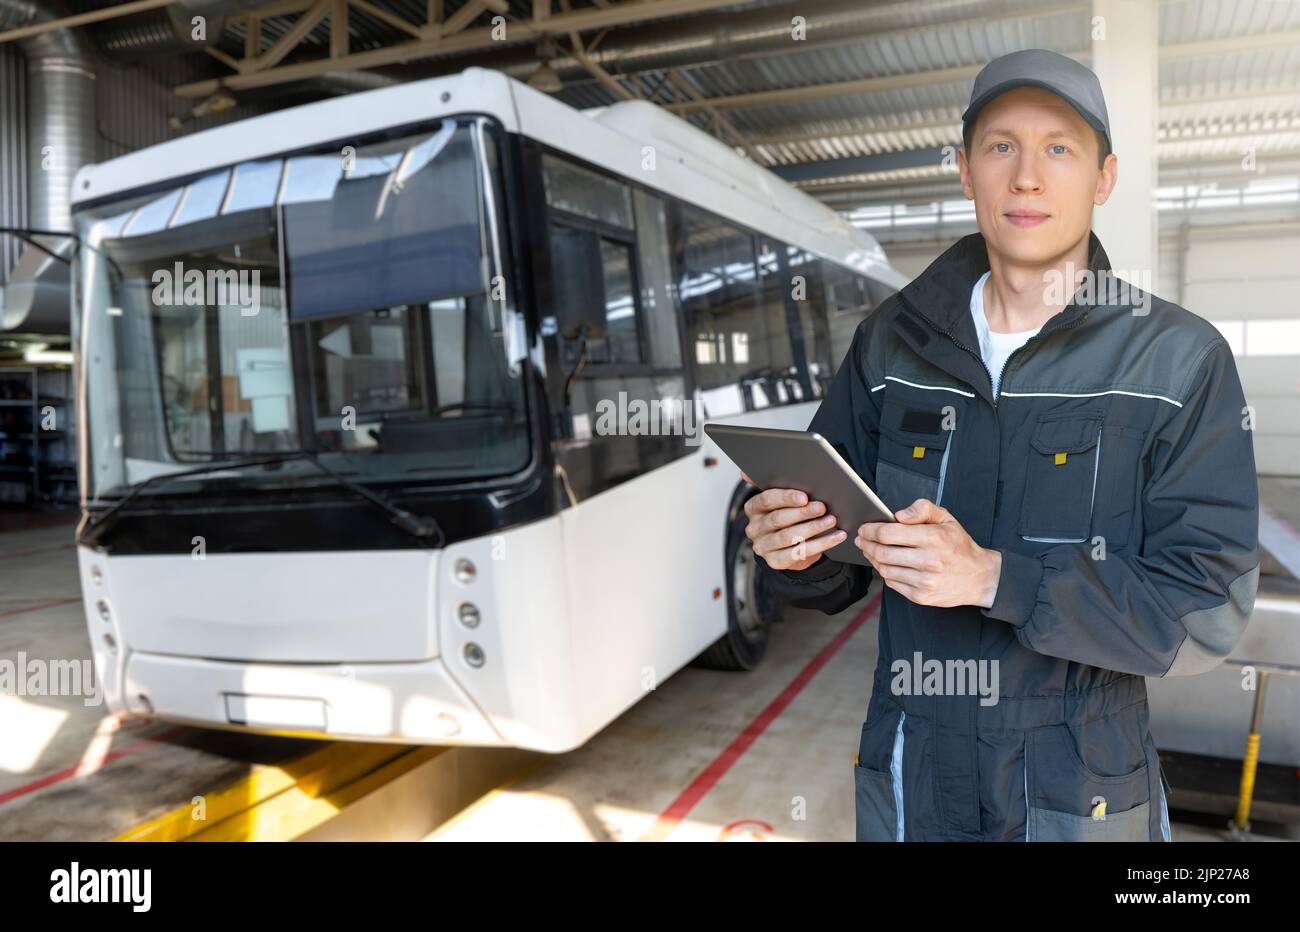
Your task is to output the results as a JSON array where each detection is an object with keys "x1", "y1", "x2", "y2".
[
  {"x1": 541, "y1": 153, "x2": 643, "y2": 367},
  {"x1": 542, "y1": 154, "x2": 693, "y2": 497},
  {"x1": 821, "y1": 263, "x2": 871, "y2": 373},
  {"x1": 780, "y1": 246, "x2": 834, "y2": 400},
  {"x1": 631, "y1": 189, "x2": 683, "y2": 372},
  {"x1": 672, "y1": 204, "x2": 796, "y2": 417},
  {"x1": 549, "y1": 223, "x2": 641, "y2": 366},
  {"x1": 862, "y1": 275, "x2": 896, "y2": 314},
  {"x1": 756, "y1": 238, "x2": 810, "y2": 404}
]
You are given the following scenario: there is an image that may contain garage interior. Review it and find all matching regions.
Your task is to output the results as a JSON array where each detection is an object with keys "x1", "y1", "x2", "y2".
[{"x1": 1, "y1": 0, "x2": 1298, "y2": 843}]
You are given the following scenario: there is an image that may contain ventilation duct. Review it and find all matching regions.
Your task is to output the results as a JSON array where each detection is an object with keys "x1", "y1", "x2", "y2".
[
  {"x1": 95, "y1": 0, "x2": 268, "y2": 58},
  {"x1": 0, "y1": 0, "x2": 94, "y2": 335}
]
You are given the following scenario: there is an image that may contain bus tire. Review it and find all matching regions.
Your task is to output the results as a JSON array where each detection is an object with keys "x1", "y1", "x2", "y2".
[{"x1": 694, "y1": 493, "x2": 784, "y2": 671}]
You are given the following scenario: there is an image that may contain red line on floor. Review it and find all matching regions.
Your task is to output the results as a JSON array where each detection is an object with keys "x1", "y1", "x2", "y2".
[
  {"x1": 0, "y1": 596, "x2": 81, "y2": 619},
  {"x1": 0, "y1": 541, "x2": 76, "y2": 560},
  {"x1": 0, "y1": 725, "x2": 192, "y2": 807},
  {"x1": 640, "y1": 591, "x2": 884, "y2": 842}
]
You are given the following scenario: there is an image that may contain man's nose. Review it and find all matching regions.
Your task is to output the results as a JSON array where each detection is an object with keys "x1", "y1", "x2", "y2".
[{"x1": 1011, "y1": 154, "x2": 1044, "y2": 193}]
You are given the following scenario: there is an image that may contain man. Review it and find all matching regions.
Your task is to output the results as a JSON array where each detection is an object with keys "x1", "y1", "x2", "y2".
[{"x1": 745, "y1": 48, "x2": 1260, "y2": 841}]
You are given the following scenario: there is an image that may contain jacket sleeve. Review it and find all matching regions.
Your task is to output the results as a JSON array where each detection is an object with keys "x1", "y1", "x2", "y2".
[
  {"x1": 754, "y1": 317, "x2": 880, "y2": 615},
  {"x1": 982, "y1": 338, "x2": 1260, "y2": 676}
]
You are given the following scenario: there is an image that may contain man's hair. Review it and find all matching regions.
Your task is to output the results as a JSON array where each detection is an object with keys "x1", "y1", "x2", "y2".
[{"x1": 963, "y1": 117, "x2": 1111, "y2": 169}]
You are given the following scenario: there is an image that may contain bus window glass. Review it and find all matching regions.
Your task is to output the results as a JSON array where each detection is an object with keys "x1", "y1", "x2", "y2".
[
  {"x1": 632, "y1": 189, "x2": 682, "y2": 369},
  {"x1": 542, "y1": 153, "x2": 634, "y2": 229},
  {"x1": 308, "y1": 306, "x2": 427, "y2": 419},
  {"x1": 77, "y1": 117, "x2": 528, "y2": 500},
  {"x1": 550, "y1": 224, "x2": 642, "y2": 365},
  {"x1": 794, "y1": 253, "x2": 838, "y2": 397},
  {"x1": 755, "y1": 239, "x2": 810, "y2": 404},
  {"x1": 671, "y1": 204, "x2": 778, "y2": 415}
]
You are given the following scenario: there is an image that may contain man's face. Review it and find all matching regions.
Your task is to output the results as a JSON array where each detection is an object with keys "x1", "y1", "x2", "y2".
[{"x1": 958, "y1": 86, "x2": 1117, "y2": 266}]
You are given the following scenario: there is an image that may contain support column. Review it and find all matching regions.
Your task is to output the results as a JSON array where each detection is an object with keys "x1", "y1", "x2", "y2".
[{"x1": 1090, "y1": 0, "x2": 1159, "y2": 287}]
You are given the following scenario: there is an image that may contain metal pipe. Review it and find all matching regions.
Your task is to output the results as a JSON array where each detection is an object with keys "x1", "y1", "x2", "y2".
[{"x1": 0, "y1": 0, "x2": 95, "y2": 332}]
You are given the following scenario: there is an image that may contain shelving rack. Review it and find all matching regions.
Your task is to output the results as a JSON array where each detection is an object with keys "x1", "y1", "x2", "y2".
[{"x1": 0, "y1": 366, "x2": 77, "y2": 506}]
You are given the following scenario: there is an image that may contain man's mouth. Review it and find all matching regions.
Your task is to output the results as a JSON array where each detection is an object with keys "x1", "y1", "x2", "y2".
[{"x1": 1004, "y1": 209, "x2": 1050, "y2": 228}]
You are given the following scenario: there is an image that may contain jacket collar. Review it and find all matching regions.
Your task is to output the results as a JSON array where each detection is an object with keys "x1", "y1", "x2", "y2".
[{"x1": 896, "y1": 228, "x2": 1129, "y2": 338}]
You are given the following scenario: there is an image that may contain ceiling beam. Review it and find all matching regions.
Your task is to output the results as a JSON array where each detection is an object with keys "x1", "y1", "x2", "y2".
[
  {"x1": 0, "y1": 0, "x2": 173, "y2": 45},
  {"x1": 441, "y1": 0, "x2": 487, "y2": 36},
  {"x1": 330, "y1": 0, "x2": 349, "y2": 57},
  {"x1": 176, "y1": 0, "x2": 748, "y2": 97},
  {"x1": 254, "y1": 0, "x2": 330, "y2": 72},
  {"x1": 664, "y1": 68, "x2": 759, "y2": 160},
  {"x1": 564, "y1": 5, "x2": 636, "y2": 100},
  {"x1": 348, "y1": 0, "x2": 422, "y2": 40}
]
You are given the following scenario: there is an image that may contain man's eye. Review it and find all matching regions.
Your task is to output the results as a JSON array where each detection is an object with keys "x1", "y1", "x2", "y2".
[
  {"x1": 992, "y1": 143, "x2": 1010, "y2": 153},
  {"x1": 1051, "y1": 144, "x2": 1069, "y2": 154}
]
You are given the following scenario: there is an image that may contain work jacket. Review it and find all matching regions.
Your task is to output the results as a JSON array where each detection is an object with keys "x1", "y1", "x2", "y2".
[{"x1": 759, "y1": 229, "x2": 1260, "y2": 841}]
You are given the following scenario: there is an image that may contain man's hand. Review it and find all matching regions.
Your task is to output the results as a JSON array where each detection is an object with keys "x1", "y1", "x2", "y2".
[
  {"x1": 855, "y1": 498, "x2": 1002, "y2": 608},
  {"x1": 742, "y1": 479, "x2": 847, "y2": 572}
]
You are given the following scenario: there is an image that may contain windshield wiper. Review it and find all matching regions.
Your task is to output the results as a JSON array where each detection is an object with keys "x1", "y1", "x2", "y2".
[
  {"x1": 80, "y1": 454, "x2": 302, "y2": 545},
  {"x1": 81, "y1": 450, "x2": 444, "y2": 546},
  {"x1": 283, "y1": 449, "x2": 444, "y2": 544}
]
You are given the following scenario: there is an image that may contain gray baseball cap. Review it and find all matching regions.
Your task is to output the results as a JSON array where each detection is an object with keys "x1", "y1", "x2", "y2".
[{"x1": 961, "y1": 48, "x2": 1112, "y2": 153}]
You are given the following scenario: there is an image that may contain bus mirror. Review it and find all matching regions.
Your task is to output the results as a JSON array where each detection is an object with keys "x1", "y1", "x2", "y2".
[
  {"x1": 551, "y1": 226, "x2": 609, "y2": 341},
  {"x1": 556, "y1": 302, "x2": 608, "y2": 342}
]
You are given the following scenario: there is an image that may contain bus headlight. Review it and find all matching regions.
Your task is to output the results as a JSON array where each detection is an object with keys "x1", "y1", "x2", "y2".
[
  {"x1": 458, "y1": 602, "x2": 480, "y2": 628},
  {"x1": 96, "y1": 599, "x2": 112, "y2": 624},
  {"x1": 453, "y1": 558, "x2": 476, "y2": 585}
]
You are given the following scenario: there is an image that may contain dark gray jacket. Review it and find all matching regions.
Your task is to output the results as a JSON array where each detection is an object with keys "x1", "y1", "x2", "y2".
[{"x1": 759, "y1": 230, "x2": 1260, "y2": 841}]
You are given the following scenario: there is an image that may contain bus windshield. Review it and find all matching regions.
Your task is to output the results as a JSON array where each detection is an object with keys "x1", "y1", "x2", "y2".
[{"x1": 75, "y1": 116, "x2": 528, "y2": 504}]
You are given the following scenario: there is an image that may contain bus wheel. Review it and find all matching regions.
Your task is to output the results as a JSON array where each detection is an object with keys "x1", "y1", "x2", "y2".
[{"x1": 694, "y1": 499, "x2": 784, "y2": 671}]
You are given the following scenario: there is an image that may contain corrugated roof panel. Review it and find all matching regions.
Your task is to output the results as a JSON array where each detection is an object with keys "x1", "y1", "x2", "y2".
[{"x1": 1161, "y1": 0, "x2": 1300, "y2": 45}]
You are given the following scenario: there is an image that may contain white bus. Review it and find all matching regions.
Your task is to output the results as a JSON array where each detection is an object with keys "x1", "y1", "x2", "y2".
[{"x1": 72, "y1": 67, "x2": 907, "y2": 751}]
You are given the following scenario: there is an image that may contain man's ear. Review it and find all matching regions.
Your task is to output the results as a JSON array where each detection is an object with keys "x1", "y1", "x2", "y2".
[
  {"x1": 1094, "y1": 152, "x2": 1118, "y2": 206},
  {"x1": 956, "y1": 145, "x2": 977, "y2": 200}
]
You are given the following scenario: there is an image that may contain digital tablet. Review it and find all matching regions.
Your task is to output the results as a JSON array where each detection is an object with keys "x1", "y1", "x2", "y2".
[{"x1": 703, "y1": 423, "x2": 895, "y2": 567}]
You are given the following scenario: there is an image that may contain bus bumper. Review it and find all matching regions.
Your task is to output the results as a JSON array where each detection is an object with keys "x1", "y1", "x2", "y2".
[{"x1": 116, "y1": 650, "x2": 507, "y2": 745}]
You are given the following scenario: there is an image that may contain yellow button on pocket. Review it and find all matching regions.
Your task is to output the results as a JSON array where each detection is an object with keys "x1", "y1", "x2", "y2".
[
  {"x1": 912, "y1": 446, "x2": 925, "y2": 459},
  {"x1": 1054, "y1": 452, "x2": 1067, "y2": 465}
]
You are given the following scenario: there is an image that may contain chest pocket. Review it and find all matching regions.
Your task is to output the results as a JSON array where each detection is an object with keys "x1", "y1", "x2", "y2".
[
  {"x1": 1018, "y1": 413, "x2": 1103, "y2": 543},
  {"x1": 875, "y1": 401, "x2": 955, "y2": 514}
]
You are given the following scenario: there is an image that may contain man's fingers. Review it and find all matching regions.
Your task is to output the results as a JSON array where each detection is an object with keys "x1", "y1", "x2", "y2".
[
  {"x1": 871, "y1": 562, "x2": 929, "y2": 589},
  {"x1": 747, "y1": 495, "x2": 826, "y2": 540},
  {"x1": 881, "y1": 576, "x2": 925, "y2": 603},
  {"x1": 766, "y1": 527, "x2": 847, "y2": 568},
  {"x1": 755, "y1": 513, "x2": 840, "y2": 556},
  {"x1": 745, "y1": 487, "x2": 808, "y2": 520},
  {"x1": 858, "y1": 519, "x2": 941, "y2": 547},
  {"x1": 854, "y1": 540, "x2": 942, "y2": 572},
  {"x1": 895, "y1": 498, "x2": 948, "y2": 523}
]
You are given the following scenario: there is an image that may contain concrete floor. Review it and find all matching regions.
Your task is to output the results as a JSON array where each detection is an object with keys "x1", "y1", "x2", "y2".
[
  {"x1": 431, "y1": 591, "x2": 881, "y2": 841},
  {"x1": 0, "y1": 517, "x2": 314, "y2": 841},
  {"x1": 0, "y1": 511, "x2": 1292, "y2": 842}
]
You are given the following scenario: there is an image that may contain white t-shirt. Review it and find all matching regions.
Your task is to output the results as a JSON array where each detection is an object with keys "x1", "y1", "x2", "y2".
[{"x1": 971, "y1": 270, "x2": 1041, "y2": 399}]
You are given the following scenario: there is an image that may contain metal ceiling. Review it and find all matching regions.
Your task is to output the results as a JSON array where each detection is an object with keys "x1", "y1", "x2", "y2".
[{"x1": 18, "y1": 0, "x2": 1300, "y2": 208}]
